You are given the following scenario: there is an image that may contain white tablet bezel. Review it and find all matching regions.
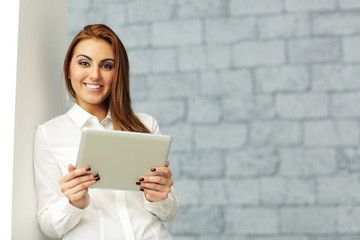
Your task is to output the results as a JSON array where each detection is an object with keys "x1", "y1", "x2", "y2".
[{"x1": 76, "y1": 128, "x2": 172, "y2": 191}]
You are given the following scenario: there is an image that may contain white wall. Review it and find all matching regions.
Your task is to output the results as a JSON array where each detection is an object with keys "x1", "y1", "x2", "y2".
[{"x1": 11, "y1": 0, "x2": 68, "y2": 239}]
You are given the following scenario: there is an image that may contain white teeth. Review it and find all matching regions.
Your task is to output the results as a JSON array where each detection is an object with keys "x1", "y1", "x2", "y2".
[{"x1": 86, "y1": 84, "x2": 101, "y2": 89}]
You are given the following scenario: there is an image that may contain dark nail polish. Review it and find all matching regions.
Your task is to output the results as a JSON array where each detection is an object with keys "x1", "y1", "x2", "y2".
[
  {"x1": 136, "y1": 182, "x2": 141, "y2": 185},
  {"x1": 93, "y1": 173, "x2": 99, "y2": 178},
  {"x1": 95, "y1": 177, "x2": 100, "y2": 181},
  {"x1": 151, "y1": 168, "x2": 156, "y2": 172},
  {"x1": 140, "y1": 188, "x2": 144, "y2": 192},
  {"x1": 139, "y1": 178, "x2": 144, "y2": 182},
  {"x1": 86, "y1": 167, "x2": 91, "y2": 171}
]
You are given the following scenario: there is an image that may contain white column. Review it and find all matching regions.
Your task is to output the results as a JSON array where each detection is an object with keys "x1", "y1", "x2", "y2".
[
  {"x1": 2, "y1": 0, "x2": 68, "y2": 239},
  {"x1": 0, "y1": 1, "x2": 20, "y2": 239}
]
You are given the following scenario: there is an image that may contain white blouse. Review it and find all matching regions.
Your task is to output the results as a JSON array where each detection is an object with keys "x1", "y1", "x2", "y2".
[{"x1": 33, "y1": 103, "x2": 178, "y2": 240}]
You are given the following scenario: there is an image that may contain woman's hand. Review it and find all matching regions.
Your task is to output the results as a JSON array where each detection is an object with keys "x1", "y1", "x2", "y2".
[
  {"x1": 59, "y1": 164, "x2": 100, "y2": 209},
  {"x1": 136, "y1": 161, "x2": 174, "y2": 202}
]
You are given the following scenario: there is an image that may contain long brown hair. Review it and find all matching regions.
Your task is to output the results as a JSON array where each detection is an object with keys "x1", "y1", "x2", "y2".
[{"x1": 64, "y1": 24, "x2": 150, "y2": 133}]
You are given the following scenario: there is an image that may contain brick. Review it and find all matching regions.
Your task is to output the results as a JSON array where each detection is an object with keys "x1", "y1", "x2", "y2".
[
  {"x1": 161, "y1": 123, "x2": 192, "y2": 153},
  {"x1": 152, "y1": 20, "x2": 202, "y2": 46},
  {"x1": 280, "y1": 148, "x2": 337, "y2": 176},
  {"x1": 223, "y1": 95, "x2": 276, "y2": 121},
  {"x1": 150, "y1": 48, "x2": 177, "y2": 73},
  {"x1": 305, "y1": 120, "x2": 359, "y2": 146},
  {"x1": 337, "y1": 148, "x2": 360, "y2": 172},
  {"x1": 225, "y1": 207, "x2": 278, "y2": 234},
  {"x1": 206, "y1": 44, "x2": 231, "y2": 70},
  {"x1": 130, "y1": 76, "x2": 149, "y2": 99},
  {"x1": 167, "y1": 153, "x2": 185, "y2": 180},
  {"x1": 233, "y1": 41, "x2": 285, "y2": 66},
  {"x1": 280, "y1": 207, "x2": 337, "y2": 233},
  {"x1": 226, "y1": 148, "x2": 279, "y2": 177},
  {"x1": 343, "y1": 36, "x2": 360, "y2": 62},
  {"x1": 105, "y1": 3, "x2": 126, "y2": 27},
  {"x1": 276, "y1": 93, "x2": 328, "y2": 118},
  {"x1": 230, "y1": 0, "x2": 282, "y2": 15},
  {"x1": 289, "y1": 38, "x2": 340, "y2": 63},
  {"x1": 256, "y1": 66, "x2": 309, "y2": 93},
  {"x1": 338, "y1": 207, "x2": 360, "y2": 233},
  {"x1": 340, "y1": 0, "x2": 360, "y2": 8},
  {"x1": 201, "y1": 70, "x2": 252, "y2": 97},
  {"x1": 205, "y1": 18, "x2": 256, "y2": 43},
  {"x1": 172, "y1": 236, "x2": 197, "y2": 240},
  {"x1": 200, "y1": 234, "x2": 247, "y2": 240},
  {"x1": 188, "y1": 98, "x2": 221, "y2": 123},
  {"x1": 211, "y1": 179, "x2": 259, "y2": 206},
  {"x1": 67, "y1": 14, "x2": 93, "y2": 37},
  {"x1": 251, "y1": 236, "x2": 308, "y2": 240},
  {"x1": 179, "y1": 44, "x2": 231, "y2": 71},
  {"x1": 313, "y1": 12, "x2": 360, "y2": 35},
  {"x1": 127, "y1": 0, "x2": 173, "y2": 23},
  {"x1": 171, "y1": 207, "x2": 223, "y2": 234},
  {"x1": 250, "y1": 121, "x2": 301, "y2": 146},
  {"x1": 69, "y1": 0, "x2": 91, "y2": 11},
  {"x1": 179, "y1": 45, "x2": 207, "y2": 71},
  {"x1": 285, "y1": 0, "x2": 336, "y2": 11},
  {"x1": 132, "y1": 99, "x2": 185, "y2": 124},
  {"x1": 176, "y1": 0, "x2": 226, "y2": 18},
  {"x1": 148, "y1": 73, "x2": 198, "y2": 99},
  {"x1": 312, "y1": 236, "x2": 360, "y2": 240},
  {"x1": 194, "y1": 123, "x2": 247, "y2": 150},
  {"x1": 286, "y1": 179, "x2": 316, "y2": 205},
  {"x1": 182, "y1": 152, "x2": 224, "y2": 178},
  {"x1": 312, "y1": 64, "x2": 360, "y2": 91},
  {"x1": 128, "y1": 49, "x2": 151, "y2": 74},
  {"x1": 318, "y1": 175, "x2": 360, "y2": 204},
  {"x1": 260, "y1": 178, "x2": 286, "y2": 205},
  {"x1": 258, "y1": 14, "x2": 310, "y2": 38},
  {"x1": 174, "y1": 178, "x2": 201, "y2": 205},
  {"x1": 115, "y1": 25, "x2": 149, "y2": 48},
  {"x1": 332, "y1": 93, "x2": 360, "y2": 117}
]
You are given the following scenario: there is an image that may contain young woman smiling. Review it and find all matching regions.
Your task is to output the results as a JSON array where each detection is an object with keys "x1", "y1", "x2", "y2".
[{"x1": 33, "y1": 24, "x2": 178, "y2": 240}]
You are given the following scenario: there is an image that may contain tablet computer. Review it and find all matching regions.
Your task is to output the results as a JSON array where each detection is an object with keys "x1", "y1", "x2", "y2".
[{"x1": 76, "y1": 128, "x2": 172, "y2": 191}]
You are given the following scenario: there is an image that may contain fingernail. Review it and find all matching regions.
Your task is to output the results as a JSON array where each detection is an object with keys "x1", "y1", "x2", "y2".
[
  {"x1": 151, "y1": 168, "x2": 156, "y2": 172},
  {"x1": 139, "y1": 178, "x2": 144, "y2": 181},
  {"x1": 95, "y1": 177, "x2": 100, "y2": 181},
  {"x1": 86, "y1": 167, "x2": 91, "y2": 171},
  {"x1": 93, "y1": 173, "x2": 99, "y2": 178},
  {"x1": 136, "y1": 182, "x2": 141, "y2": 185},
  {"x1": 140, "y1": 188, "x2": 144, "y2": 191}
]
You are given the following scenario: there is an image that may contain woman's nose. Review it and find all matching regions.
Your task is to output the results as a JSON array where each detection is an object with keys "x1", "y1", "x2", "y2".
[{"x1": 89, "y1": 66, "x2": 100, "y2": 80}]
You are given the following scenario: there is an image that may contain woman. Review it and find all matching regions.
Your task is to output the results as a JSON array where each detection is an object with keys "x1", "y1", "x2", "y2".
[{"x1": 34, "y1": 24, "x2": 178, "y2": 240}]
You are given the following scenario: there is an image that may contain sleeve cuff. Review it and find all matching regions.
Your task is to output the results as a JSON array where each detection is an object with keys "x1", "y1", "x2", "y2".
[{"x1": 56, "y1": 196, "x2": 87, "y2": 216}]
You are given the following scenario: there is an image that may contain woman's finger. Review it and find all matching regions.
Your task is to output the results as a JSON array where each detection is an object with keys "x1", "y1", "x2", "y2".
[
  {"x1": 61, "y1": 174, "x2": 100, "y2": 194},
  {"x1": 142, "y1": 188, "x2": 171, "y2": 202},
  {"x1": 60, "y1": 167, "x2": 92, "y2": 183}
]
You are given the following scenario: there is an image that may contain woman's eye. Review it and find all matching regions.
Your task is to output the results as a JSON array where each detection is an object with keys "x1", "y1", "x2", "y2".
[
  {"x1": 79, "y1": 61, "x2": 90, "y2": 66},
  {"x1": 101, "y1": 64, "x2": 113, "y2": 69}
]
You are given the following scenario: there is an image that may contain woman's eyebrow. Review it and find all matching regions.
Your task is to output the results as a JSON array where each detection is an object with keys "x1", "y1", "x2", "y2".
[
  {"x1": 76, "y1": 54, "x2": 92, "y2": 61},
  {"x1": 76, "y1": 54, "x2": 114, "y2": 63},
  {"x1": 101, "y1": 58, "x2": 115, "y2": 63}
]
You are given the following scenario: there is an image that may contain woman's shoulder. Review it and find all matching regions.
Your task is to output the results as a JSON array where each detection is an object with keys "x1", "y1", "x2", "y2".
[
  {"x1": 39, "y1": 113, "x2": 69, "y2": 129},
  {"x1": 135, "y1": 113, "x2": 161, "y2": 134}
]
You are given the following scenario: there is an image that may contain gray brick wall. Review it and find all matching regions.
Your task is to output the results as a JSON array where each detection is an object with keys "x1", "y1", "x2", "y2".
[{"x1": 68, "y1": 0, "x2": 360, "y2": 239}]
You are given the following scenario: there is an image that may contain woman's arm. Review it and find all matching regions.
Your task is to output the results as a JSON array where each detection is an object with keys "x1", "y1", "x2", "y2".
[
  {"x1": 137, "y1": 161, "x2": 179, "y2": 221},
  {"x1": 34, "y1": 125, "x2": 90, "y2": 238}
]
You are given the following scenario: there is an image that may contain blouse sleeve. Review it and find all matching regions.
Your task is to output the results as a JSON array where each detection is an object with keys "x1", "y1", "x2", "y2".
[
  {"x1": 141, "y1": 115, "x2": 179, "y2": 221},
  {"x1": 33, "y1": 125, "x2": 86, "y2": 239}
]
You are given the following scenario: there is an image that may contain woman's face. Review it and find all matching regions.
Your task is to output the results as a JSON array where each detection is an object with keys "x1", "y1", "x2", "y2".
[{"x1": 69, "y1": 38, "x2": 115, "y2": 111}]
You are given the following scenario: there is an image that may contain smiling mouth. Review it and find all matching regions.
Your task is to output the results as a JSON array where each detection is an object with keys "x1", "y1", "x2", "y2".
[{"x1": 84, "y1": 83, "x2": 102, "y2": 89}]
